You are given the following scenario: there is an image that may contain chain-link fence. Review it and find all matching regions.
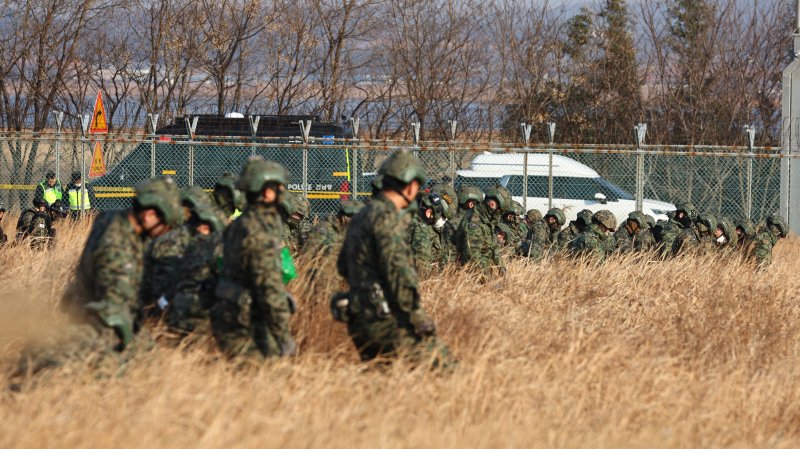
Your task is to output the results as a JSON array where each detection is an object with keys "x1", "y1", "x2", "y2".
[{"x1": 0, "y1": 132, "x2": 783, "y2": 224}]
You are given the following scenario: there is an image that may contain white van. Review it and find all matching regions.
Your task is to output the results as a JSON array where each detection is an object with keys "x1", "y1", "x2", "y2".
[{"x1": 454, "y1": 152, "x2": 675, "y2": 224}]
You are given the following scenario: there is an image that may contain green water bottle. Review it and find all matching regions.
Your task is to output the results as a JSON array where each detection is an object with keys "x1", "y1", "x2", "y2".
[{"x1": 281, "y1": 246, "x2": 297, "y2": 284}]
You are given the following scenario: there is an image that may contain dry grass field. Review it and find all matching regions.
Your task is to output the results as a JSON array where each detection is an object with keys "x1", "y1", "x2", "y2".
[{"x1": 1, "y1": 215, "x2": 799, "y2": 449}]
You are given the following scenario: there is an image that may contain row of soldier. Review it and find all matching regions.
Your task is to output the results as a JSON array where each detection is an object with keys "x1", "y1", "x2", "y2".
[{"x1": 12, "y1": 150, "x2": 786, "y2": 377}]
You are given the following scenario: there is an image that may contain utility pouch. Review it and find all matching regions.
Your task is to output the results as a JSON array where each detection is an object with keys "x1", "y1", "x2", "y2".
[
  {"x1": 214, "y1": 278, "x2": 252, "y2": 327},
  {"x1": 330, "y1": 291, "x2": 350, "y2": 323},
  {"x1": 368, "y1": 283, "x2": 391, "y2": 320}
]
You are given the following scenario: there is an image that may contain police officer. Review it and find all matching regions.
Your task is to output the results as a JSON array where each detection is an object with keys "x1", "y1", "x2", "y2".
[
  {"x1": 335, "y1": 150, "x2": 451, "y2": 366},
  {"x1": 65, "y1": 172, "x2": 95, "y2": 219},
  {"x1": 210, "y1": 157, "x2": 297, "y2": 362},
  {"x1": 34, "y1": 171, "x2": 64, "y2": 207}
]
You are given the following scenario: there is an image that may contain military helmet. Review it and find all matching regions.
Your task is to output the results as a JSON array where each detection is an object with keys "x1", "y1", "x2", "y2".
[
  {"x1": 512, "y1": 201, "x2": 524, "y2": 216},
  {"x1": 431, "y1": 184, "x2": 457, "y2": 219},
  {"x1": 181, "y1": 186, "x2": 211, "y2": 210},
  {"x1": 674, "y1": 201, "x2": 698, "y2": 221},
  {"x1": 135, "y1": 177, "x2": 182, "y2": 227},
  {"x1": 289, "y1": 193, "x2": 310, "y2": 217},
  {"x1": 236, "y1": 157, "x2": 289, "y2": 194},
  {"x1": 717, "y1": 217, "x2": 737, "y2": 245},
  {"x1": 735, "y1": 218, "x2": 756, "y2": 237},
  {"x1": 376, "y1": 150, "x2": 426, "y2": 187},
  {"x1": 457, "y1": 184, "x2": 484, "y2": 206},
  {"x1": 526, "y1": 209, "x2": 542, "y2": 222},
  {"x1": 192, "y1": 204, "x2": 224, "y2": 232},
  {"x1": 214, "y1": 172, "x2": 244, "y2": 209},
  {"x1": 421, "y1": 193, "x2": 450, "y2": 219},
  {"x1": 767, "y1": 214, "x2": 788, "y2": 237},
  {"x1": 576, "y1": 209, "x2": 593, "y2": 227},
  {"x1": 484, "y1": 186, "x2": 510, "y2": 211},
  {"x1": 626, "y1": 211, "x2": 647, "y2": 229},
  {"x1": 545, "y1": 207, "x2": 566, "y2": 226},
  {"x1": 644, "y1": 214, "x2": 656, "y2": 229},
  {"x1": 592, "y1": 209, "x2": 617, "y2": 230},
  {"x1": 696, "y1": 213, "x2": 717, "y2": 234},
  {"x1": 339, "y1": 200, "x2": 364, "y2": 217}
]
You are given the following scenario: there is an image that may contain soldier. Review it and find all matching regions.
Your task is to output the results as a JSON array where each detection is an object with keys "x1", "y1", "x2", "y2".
[
  {"x1": 558, "y1": 209, "x2": 592, "y2": 250},
  {"x1": 334, "y1": 150, "x2": 451, "y2": 365},
  {"x1": 660, "y1": 202, "x2": 698, "y2": 256},
  {"x1": 166, "y1": 204, "x2": 226, "y2": 338},
  {"x1": 455, "y1": 184, "x2": 483, "y2": 225},
  {"x1": 0, "y1": 203, "x2": 7, "y2": 246},
  {"x1": 745, "y1": 214, "x2": 787, "y2": 268},
  {"x1": 614, "y1": 211, "x2": 655, "y2": 253},
  {"x1": 570, "y1": 209, "x2": 617, "y2": 263},
  {"x1": 521, "y1": 207, "x2": 565, "y2": 260},
  {"x1": 693, "y1": 213, "x2": 717, "y2": 254},
  {"x1": 27, "y1": 200, "x2": 68, "y2": 250},
  {"x1": 16, "y1": 198, "x2": 47, "y2": 242},
  {"x1": 431, "y1": 183, "x2": 459, "y2": 264},
  {"x1": 210, "y1": 157, "x2": 297, "y2": 361},
  {"x1": 140, "y1": 187, "x2": 210, "y2": 315},
  {"x1": 306, "y1": 200, "x2": 364, "y2": 255},
  {"x1": 408, "y1": 193, "x2": 449, "y2": 277},
  {"x1": 283, "y1": 192, "x2": 311, "y2": 254},
  {"x1": 33, "y1": 171, "x2": 64, "y2": 207},
  {"x1": 213, "y1": 172, "x2": 245, "y2": 222},
  {"x1": 735, "y1": 218, "x2": 757, "y2": 251},
  {"x1": 714, "y1": 217, "x2": 738, "y2": 251},
  {"x1": 22, "y1": 178, "x2": 182, "y2": 376},
  {"x1": 524, "y1": 209, "x2": 542, "y2": 228},
  {"x1": 456, "y1": 186, "x2": 505, "y2": 275}
]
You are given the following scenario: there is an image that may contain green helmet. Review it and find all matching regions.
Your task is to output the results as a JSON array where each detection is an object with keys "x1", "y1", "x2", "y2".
[
  {"x1": 592, "y1": 209, "x2": 617, "y2": 230},
  {"x1": 421, "y1": 193, "x2": 450, "y2": 219},
  {"x1": 626, "y1": 211, "x2": 647, "y2": 229},
  {"x1": 576, "y1": 209, "x2": 593, "y2": 227},
  {"x1": 717, "y1": 217, "x2": 738, "y2": 246},
  {"x1": 192, "y1": 204, "x2": 225, "y2": 232},
  {"x1": 545, "y1": 208, "x2": 566, "y2": 226},
  {"x1": 431, "y1": 184, "x2": 457, "y2": 219},
  {"x1": 236, "y1": 157, "x2": 289, "y2": 194},
  {"x1": 644, "y1": 214, "x2": 655, "y2": 229},
  {"x1": 767, "y1": 214, "x2": 788, "y2": 237},
  {"x1": 290, "y1": 193, "x2": 310, "y2": 217},
  {"x1": 457, "y1": 184, "x2": 484, "y2": 207},
  {"x1": 512, "y1": 201, "x2": 524, "y2": 216},
  {"x1": 135, "y1": 177, "x2": 182, "y2": 227},
  {"x1": 526, "y1": 209, "x2": 542, "y2": 222},
  {"x1": 696, "y1": 213, "x2": 717, "y2": 234},
  {"x1": 674, "y1": 201, "x2": 698, "y2": 221},
  {"x1": 376, "y1": 150, "x2": 426, "y2": 188},
  {"x1": 736, "y1": 218, "x2": 756, "y2": 237},
  {"x1": 181, "y1": 186, "x2": 211, "y2": 210},
  {"x1": 339, "y1": 200, "x2": 364, "y2": 217},
  {"x1": 484, "y1": 187, "x2": 510, "y2": 211},
  {"x1": 214, "y1": 172, "x2": 244, "y2": 210}
]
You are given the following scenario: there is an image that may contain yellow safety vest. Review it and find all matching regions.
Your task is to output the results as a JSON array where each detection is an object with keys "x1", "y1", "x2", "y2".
[
  {"x1": 40, "y1": 181, "x2": 63, "y2": 205},
  {"x1": 68, "y1": 186, "x2": 91, "y2": 210}
]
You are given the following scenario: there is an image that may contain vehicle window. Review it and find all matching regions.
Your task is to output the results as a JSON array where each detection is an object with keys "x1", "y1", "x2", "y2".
[
  {"x1": 504, "y1": 175, "x2": 632, "y2": 201},
  {"x1": 454, "y1": 176, "x2": 502, "y2": 192},
  {"x1": 505, "y1": 176, "x2": 548, "y2": 197}
]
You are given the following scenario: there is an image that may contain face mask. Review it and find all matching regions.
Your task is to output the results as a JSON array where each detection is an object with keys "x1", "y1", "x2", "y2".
[
  {"x1": 716, "y1": 235, "x2": 727, "y2": 245},
  {"x1": 434, "y1": 217, "x2": 446, "y2": 229}
]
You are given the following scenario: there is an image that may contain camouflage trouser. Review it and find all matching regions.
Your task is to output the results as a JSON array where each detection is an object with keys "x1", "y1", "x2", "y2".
[
  {"x1": 346, "y1": 313, "x2": 454, "y2": 369},
  {"x1": 209, "y1": 301, "x2": 282, "y2": 364},
  {"x1": 14, "y1": 322, "x2": 154, "y2": 383},
  {"x1": 167, "y1": 292, "x2": 213, "y2": 338}
]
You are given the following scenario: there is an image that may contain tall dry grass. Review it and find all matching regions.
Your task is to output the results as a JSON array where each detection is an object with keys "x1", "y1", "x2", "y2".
[{"x1": 1, "y1": 217, "x2": 800, "y2": 448}]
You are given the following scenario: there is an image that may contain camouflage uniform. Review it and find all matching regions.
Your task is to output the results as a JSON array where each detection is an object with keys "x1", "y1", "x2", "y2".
[
  {"x1": 660, "y1": 202, "x2": 698, "y2": 256},
  {"x1": 745, "y1": 215, "x2": 787, "y2": 268},
  {"x1": 213, "y1": 172, "x2": 245, "y2": 221},
  {"x1": 570, "y1": 210, "x2": 617, "y2": 263},
  {"x1": 694, "y1": 214, "x2": 717, "y2": 254},
  {"x1": 558, "y1": 209, "x2": 593, "y2": 250},
  {"x1": 454, "y1": 184, "x2": 483, "y2": 229},
  {"x1": 431, "y1": 184, "x2": 459, "y2": 264},
  {"x1": 306, "y1": 200, "x2": 364, "y2": 256},
  {"x1": 408, "y1": 193, "x2": 448, "y2": 276},
  {"x1": 714, "y1": 217, "x2": 738, "y2": 252},
  {"x1": 456, "y1": 189, "x2": 504, "y2": 274},
  {"x1": 283, "y1": 192, "x2": 311, "y2": 254},
  {"x1": 210, "y1": 158, "x2": 295, "y2": 361},
  {"x1": 498, "y1": 201, "x2": 525, "y2": 251},
  {"x1": 20, "y1": 179, "x2": 182, "y2": 376},
  {"x1": 141, "y1": 225, "x2": 192, "y2": 313},
  {"x1": 27, "y1": 208, "x2": 54, "y2": 250},
  {"x1": 521, "y1": 207, "x2": 564, "y2": 260},
  {"x1": 614, "y1": 211, "x2": 656, "y2": 253},
  {"x1": 735, "y1": 219, "x2": 756, "y2": 252}
]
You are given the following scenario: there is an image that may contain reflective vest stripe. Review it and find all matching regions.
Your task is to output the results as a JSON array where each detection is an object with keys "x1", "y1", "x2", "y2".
[
  {"x1": 230, "y1": 208, "x2": 242, "y2": 220},
  {"x1": 68, "y1": 187, "x2": 91, "y2": 210},
  {"x1": 40, "y1": 182, "x2": 62, "y2": 205}
]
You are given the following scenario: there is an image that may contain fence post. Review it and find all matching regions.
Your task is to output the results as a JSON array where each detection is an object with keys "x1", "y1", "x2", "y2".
[
  {"x1": 299, "y1": 120, "x2": 311, "y2": 199},
  {"x1": 411, "y1": 122, "x2": 420, "y2": 160},
  {"x1": 249, "y1": 115, "x2": 260, "y2": 157},
  {"x1": 520, "y1": 122, "x2": 532, "y2": 211},
  {"x1": 54, "y1": 112, "x2": 64, "y2": 183},
  {"x1": 744, "y1": 125, "x2": 756, "y2": 219},
  {"x1": 448, "y1": 120, "x2": 457, "y2": 186},
  {"x1": 185, "y1": 116, "x2": 197, "y2": 186},
  {"x1": 149, "y1": 113, "x2": 159, "y2": 178},
  {"x1": 80, "y1": 114, "x2": 90, "y2": 218},
  {"x1": 634, "y1": 123, "x2": 647, "y2": 212},
  {"x1": 350, "y1": 117, "x2": 360, "y2": 200},
  {"x1": 547, "y1": 122, "x2": 556, "y2": 210}
]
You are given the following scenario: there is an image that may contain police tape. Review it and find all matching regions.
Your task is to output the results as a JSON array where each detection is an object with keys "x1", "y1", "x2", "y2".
[{"x1": 0, "y1": 183, "x2": 371, "y2": 199}]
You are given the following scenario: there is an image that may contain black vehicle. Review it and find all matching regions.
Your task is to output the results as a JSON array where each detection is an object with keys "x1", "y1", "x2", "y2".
[{"x1": 91, "y1": 114, "x2": 355, "y2": 215}]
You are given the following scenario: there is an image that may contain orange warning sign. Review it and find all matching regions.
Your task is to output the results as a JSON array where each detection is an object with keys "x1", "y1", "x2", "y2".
[
  {"x1": 90, "y1": 91, "x2": 108, "y2": 134},
  {"x1": 88, "y1": 142, "x2": 107, "y2": 178}
]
